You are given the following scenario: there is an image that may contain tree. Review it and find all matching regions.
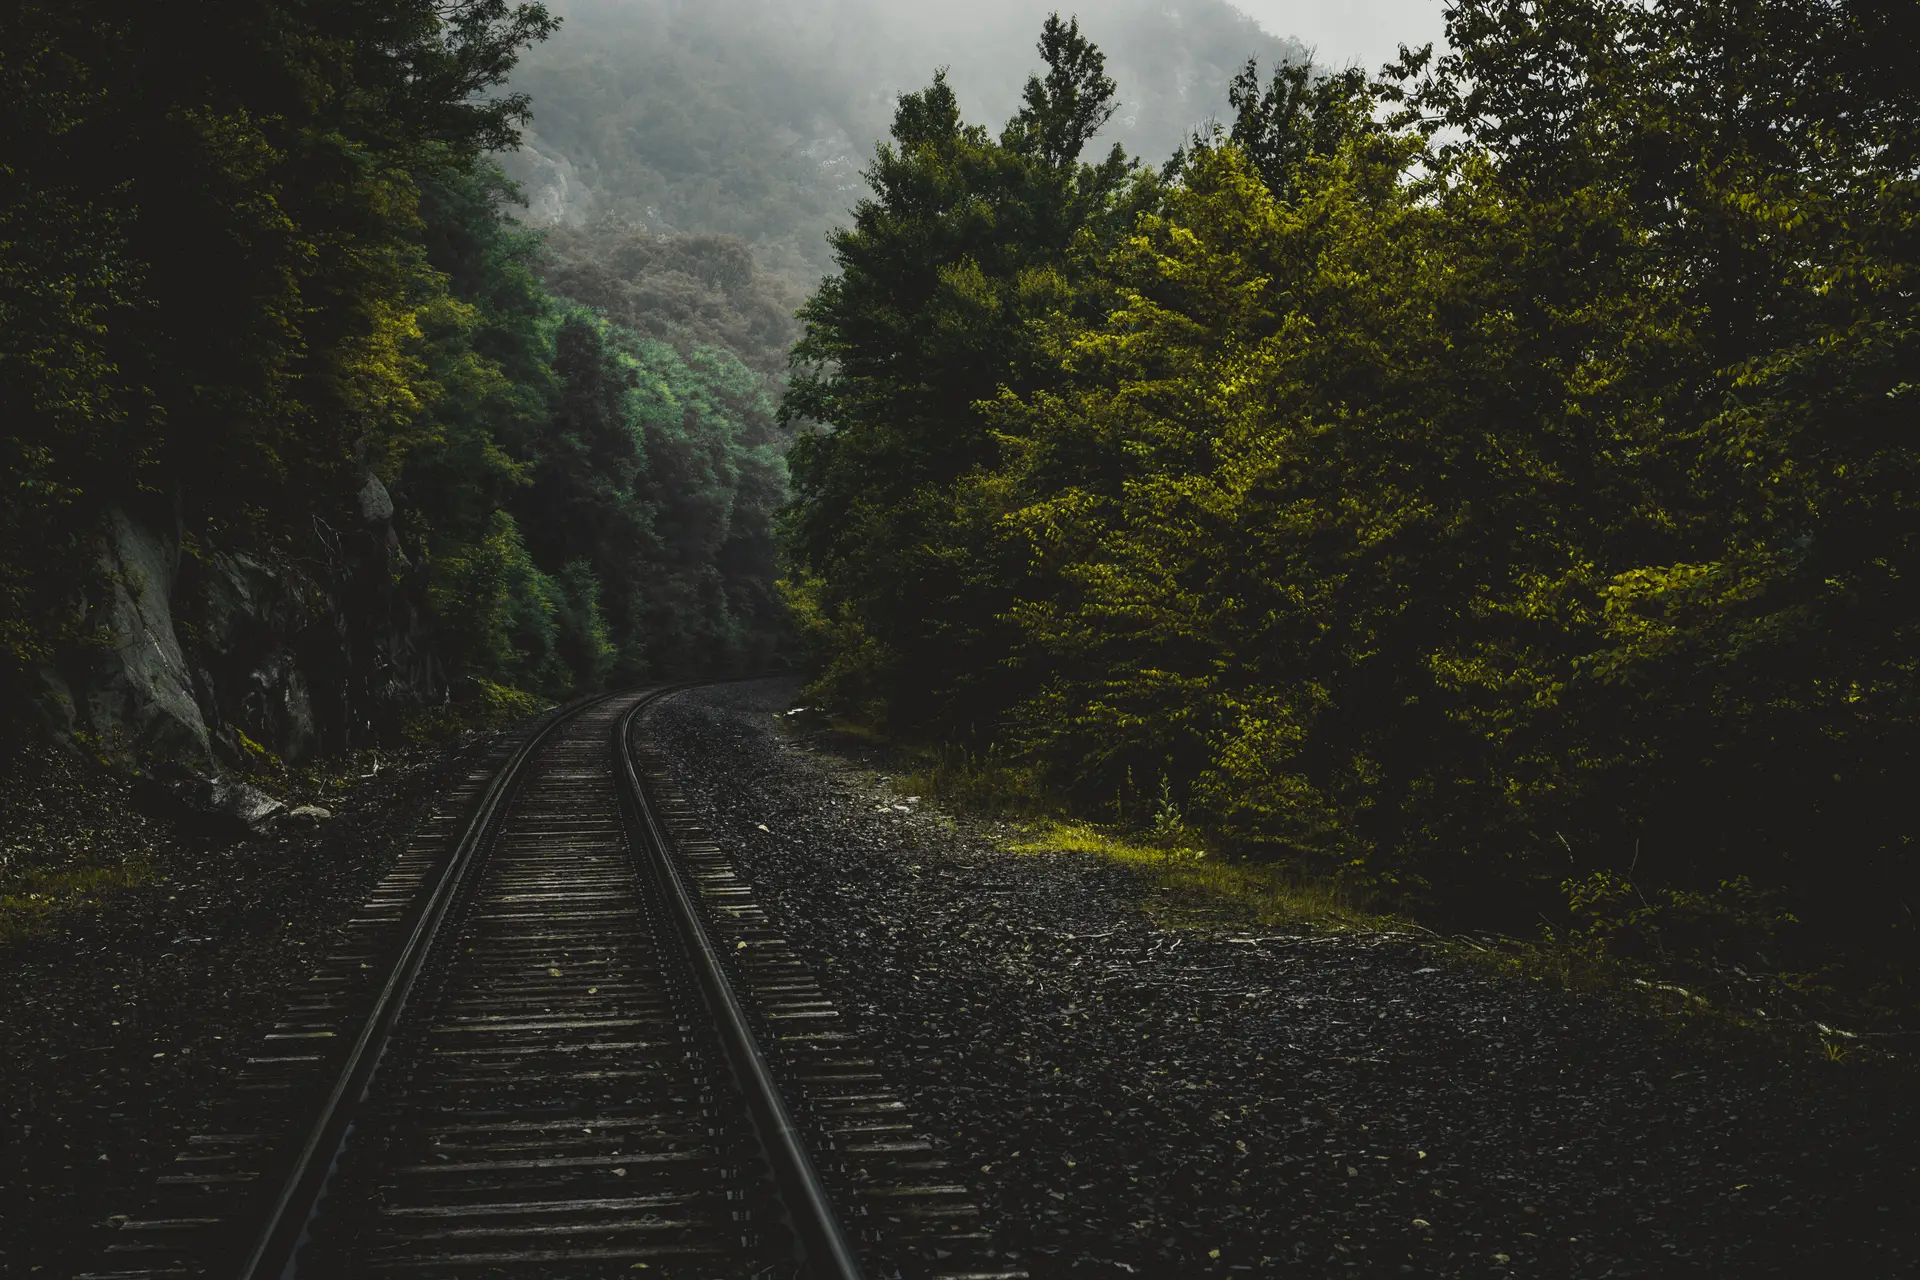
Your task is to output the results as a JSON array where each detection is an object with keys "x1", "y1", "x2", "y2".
[{"x1": 782, "y1": 17, "x2": 1148, "y2": 730}]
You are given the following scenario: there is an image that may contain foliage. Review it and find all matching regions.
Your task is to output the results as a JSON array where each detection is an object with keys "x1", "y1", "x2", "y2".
[
  {"x1": 427, "y1": 508, "x2": 569, "y2": 695},
  {"x1": 537, "y1": 224, "x2": 802, "y2": 377},
  {"x1": 1, "y1": 0, "x2": 552, "y2": 693},
  {"x1": 784, "y1": 3, "x2": 1920, "y2": 1009},
  {"x1": 783, "y1": 16, "x2": 1153, "y2": 731},
  {"x1": 1558, "y1": 872, "x2": 1800, "y2": 977},
  {"x1": 401, "y1": 677, "x2": 549, "y2": 744},
  {"x1": 4, "y1": 0, "x2": 796, "y2": 728}
]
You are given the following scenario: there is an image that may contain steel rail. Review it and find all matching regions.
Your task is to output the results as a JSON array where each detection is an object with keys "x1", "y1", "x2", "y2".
[
  {"x1": 236, "y1": 693, "x2": 610, "y2": 1280},
  {"x1": 615, "y1": 694, "x2": 868, "y2": 1280}
]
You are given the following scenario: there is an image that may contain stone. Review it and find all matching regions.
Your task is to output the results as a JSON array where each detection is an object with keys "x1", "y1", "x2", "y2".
[
  {"x1": 30, "y1": 667, "x2": 79, "y2": 740},
  {"x1": 83, "y1": 510, "x2": 214, "y2": 768},
  {"x1": 284, "y1": 804, "x2": 333, "y2": 827},
  {"x1": 194, "y1": 551, "x2": 321, "y2": 765},
  {"x1": 358, "y1": 471, "x2": 395, "y2": 525},
  {"x1": 134, "y1": 775, "x2": 285, "y2": 839}
]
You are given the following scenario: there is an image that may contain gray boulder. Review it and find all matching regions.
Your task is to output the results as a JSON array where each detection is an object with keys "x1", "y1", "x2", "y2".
[
  {"x1": 358, "y1": 471, "x2": 395, "y2": 525},
  {"x1": 134, "y1": 775, "x2": 286, "y2": 840},
  {"x1": 83, "y1": 510, "x2": 214, "y2": 769},
  {"x1": 283, "y1": 804, "x2": 333, "y2": 829}
]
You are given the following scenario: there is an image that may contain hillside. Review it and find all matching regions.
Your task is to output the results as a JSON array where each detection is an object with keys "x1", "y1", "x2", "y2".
[{"x1": 502, "y1": 0, "x2": 1306, "y2": 283}]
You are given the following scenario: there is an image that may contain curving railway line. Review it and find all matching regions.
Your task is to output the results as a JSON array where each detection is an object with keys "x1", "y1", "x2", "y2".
[{"x1": 88, "y1": 686, "x2": 1019, "y2": 1280}]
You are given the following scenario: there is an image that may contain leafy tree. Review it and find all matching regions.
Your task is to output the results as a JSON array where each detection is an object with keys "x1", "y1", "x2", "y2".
[
  {"x1": 1220, "y1": 58, "x2": 1374, "y2": 199},
  {"x1": 6, "y1": 0, "x2": 794, "y2": 739},
  {"x1": 1, "y1": 0, "x2": 556, "y2": 700},
  {"x1": 782, "y1": 17, "x2": 1149, "y2": 729},
  {"x1": 786, "y1": 0, "x2": 1920, "y2": 1001}
]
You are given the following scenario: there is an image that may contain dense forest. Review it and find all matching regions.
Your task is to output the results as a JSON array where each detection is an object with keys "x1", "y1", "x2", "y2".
[
  {"x1": 782, "y1": 1, "x2": 1920, "y2": 1012},
  {"x1": 2, "y1": 0, "x2": 790, "y2": 767},
  {"x1": 6, "y1": 0, "x2": 1918, "y2": 1015}
]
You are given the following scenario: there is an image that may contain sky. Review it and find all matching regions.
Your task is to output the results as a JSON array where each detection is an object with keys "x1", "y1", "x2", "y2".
[{"x1": 1232, "y1": 0, "x2": 1450, "y2": 74}]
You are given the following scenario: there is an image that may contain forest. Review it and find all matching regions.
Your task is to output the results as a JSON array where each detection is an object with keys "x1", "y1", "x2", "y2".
[
  {"x1": 5, "y1": 0, "x2": 1917, "y2": 1015},
  {"x1": 781, "y1": 1, "x2": 1920, "y2": 1015},
  {"x1": 1, "y1": 0, "x2": 793, "y2": 754}
]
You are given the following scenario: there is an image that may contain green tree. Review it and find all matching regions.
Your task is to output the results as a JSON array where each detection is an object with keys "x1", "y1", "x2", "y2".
[
  {"x1": 783, "y1": 16, "x2": 1148, "y2": 729},
  {"x1": 1, "y1": 0, "x2": 556, "y2": 698},
  {"x1": 786, "y1": 0, "x2": 1920, "y2": 1000}
]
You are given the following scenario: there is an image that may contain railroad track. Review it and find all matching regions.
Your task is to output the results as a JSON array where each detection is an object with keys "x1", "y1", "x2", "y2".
[{"x1": 90, "y1": 686, "x2": 1021, "y2": 1279}]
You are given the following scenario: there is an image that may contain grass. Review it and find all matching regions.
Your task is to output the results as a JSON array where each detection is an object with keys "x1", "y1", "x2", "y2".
[
  {"x1": 866, "y1": 728, "x2": 1385, "y2": 935},
  {"x1": 797, "y1": 709, "x2": 1913, "y2": 1064},
  {"x1": 999, "y1": 819, "x2": 1387, "y2": 935},
  {"x1": 1002, "y1": 817, "x2": 1880, "y2": 1059},
  {"x1": 897, "y1": 742, "x2": 1050, "y2": 816},
  {"x1": 0, "y1": 862, "x2": 154, "y2": 946},
  {"x1": 0, "y1": 738, "x2": 171, "y2": 948}
]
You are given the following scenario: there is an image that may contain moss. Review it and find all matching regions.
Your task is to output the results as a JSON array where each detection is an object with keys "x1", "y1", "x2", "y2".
[
  {"x1": 231, "y1": 728, "x2": 286, "y2": 774},
  {"x1": 0, "y1": 862, "x2": 154, "y2": 946},
  {"x1": 1002, "y1": 819, "x2": 1386, "y2": 935},
  {"x1": 0, "y1": 739, "x2": 168, "y2": 948}
]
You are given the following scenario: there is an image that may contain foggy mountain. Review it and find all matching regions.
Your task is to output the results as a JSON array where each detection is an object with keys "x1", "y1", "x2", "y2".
[{"x1": 502, "y1": 0, "x2": 1307, "y2": 283}]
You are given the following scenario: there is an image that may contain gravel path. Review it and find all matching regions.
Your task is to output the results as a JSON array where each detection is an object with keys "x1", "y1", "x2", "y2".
[
  {"x1": 647, "y1": 678, "x2": 1920, "y2": 1278},
  {"x1": 0, "y1": 739, "x2": 485, "y2": 1277}
]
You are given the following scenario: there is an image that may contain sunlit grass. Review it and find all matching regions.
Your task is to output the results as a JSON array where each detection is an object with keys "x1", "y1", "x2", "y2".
[{"x1": 1002, "y1": 819, "x2": 1386, "y2": 934}]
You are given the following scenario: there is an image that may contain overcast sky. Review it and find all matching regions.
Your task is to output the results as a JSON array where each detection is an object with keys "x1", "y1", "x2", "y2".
[{"x1": 1232, "y1": 0, "x2": 1449, "y2": 73}]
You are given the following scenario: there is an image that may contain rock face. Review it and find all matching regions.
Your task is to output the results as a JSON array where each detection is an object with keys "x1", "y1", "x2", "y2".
[
  {"x1": 79, "y1": 510, "x2": 215, "y2": 769},
  {"x1": 37, "y1": 476, "x2": 443, "y2": 785},
  {"x1": 495, "y1": 130, "x2": 596, "y2": 227},
  {"x1": 191, "y1": 549, "x2": 321, "y2": 766}
]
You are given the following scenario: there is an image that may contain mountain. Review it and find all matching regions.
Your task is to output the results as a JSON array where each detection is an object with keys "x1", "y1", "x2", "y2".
[{"x1": 502, "y1": 0, "x2": 1306, "y2": 285}]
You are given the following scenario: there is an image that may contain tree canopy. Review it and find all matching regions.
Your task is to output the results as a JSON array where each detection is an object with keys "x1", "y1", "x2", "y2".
[
  {"x1": 3, "y1": 0, "x2": 791, "y2": 726},
  {"x1": 783, "y1": 0, "x2": 1920, "y2": 1009}
]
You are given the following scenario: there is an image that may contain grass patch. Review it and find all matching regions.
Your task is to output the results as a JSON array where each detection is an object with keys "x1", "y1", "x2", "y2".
[
  {"x1": 804, "y1": 712, "x2": 1910, "y2": 1061},
  {"x1": 1003, "y1": 819, "x2": 1387, "y2": 934},
  {"x1": 0, "y1": 739, "x2": 169, "y2": 949},
  {"x1": 0, "y1": 861, "x2": 154, "y2": 946},
  {"x1": 1006, "y1": 819, "x2": 1875, "y2": 1057},
  {"x1": 816, "y1": 719, "x2": 1387, "y2": 934}
]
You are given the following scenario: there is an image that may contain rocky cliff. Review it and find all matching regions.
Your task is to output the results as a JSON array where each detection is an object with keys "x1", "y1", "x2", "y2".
[{"x1": 31, "y1": 475, "x2": 442, "y2": 788}]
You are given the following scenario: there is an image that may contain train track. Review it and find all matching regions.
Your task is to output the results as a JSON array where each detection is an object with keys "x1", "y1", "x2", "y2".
[{"x1": 89, "y1": 686, "x2": 1020, "y2": 1279}]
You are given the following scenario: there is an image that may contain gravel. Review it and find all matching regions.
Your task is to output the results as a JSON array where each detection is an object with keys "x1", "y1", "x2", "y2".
[
  {"x1": 645, "y1": 678, "x2": 1920, "y2": 1278},
  {"x1": 8, "y1": 679, "x2": 1913, "y2": 1278},
  {"x1": 0, "y1": 737, "x2": 484, "y2": 1277}
]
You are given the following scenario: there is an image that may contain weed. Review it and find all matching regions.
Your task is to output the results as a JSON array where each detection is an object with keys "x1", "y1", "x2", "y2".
[
  {"x1": 897, "y1": 742, "x2": 1047, "y2": 816},
  {"x1": 1150, "y1": 775, "x2": 1184, "y2": 842},
  {"x1": 1003, "y1": 820, "x2": 1380, "y2": 934},
  {"x1": 0, "y1": 862, "x2": 153, "y2": 946}
]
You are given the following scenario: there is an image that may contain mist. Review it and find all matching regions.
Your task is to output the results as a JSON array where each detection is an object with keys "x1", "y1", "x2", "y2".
[{"x1": 501, "y1": 0, "x2": 1309, "y2": 281}]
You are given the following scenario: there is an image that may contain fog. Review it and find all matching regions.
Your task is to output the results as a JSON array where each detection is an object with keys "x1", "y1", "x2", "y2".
[
  {"x1": 1235, "y1": 0, "x2": 1450, "y2": 75},
  {"x1": 502, "y1": 0, "x2": 1313, "y2": 279},
  {"x1": 529, "y1": 0, "x2": 1309, "y2": 150}
]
